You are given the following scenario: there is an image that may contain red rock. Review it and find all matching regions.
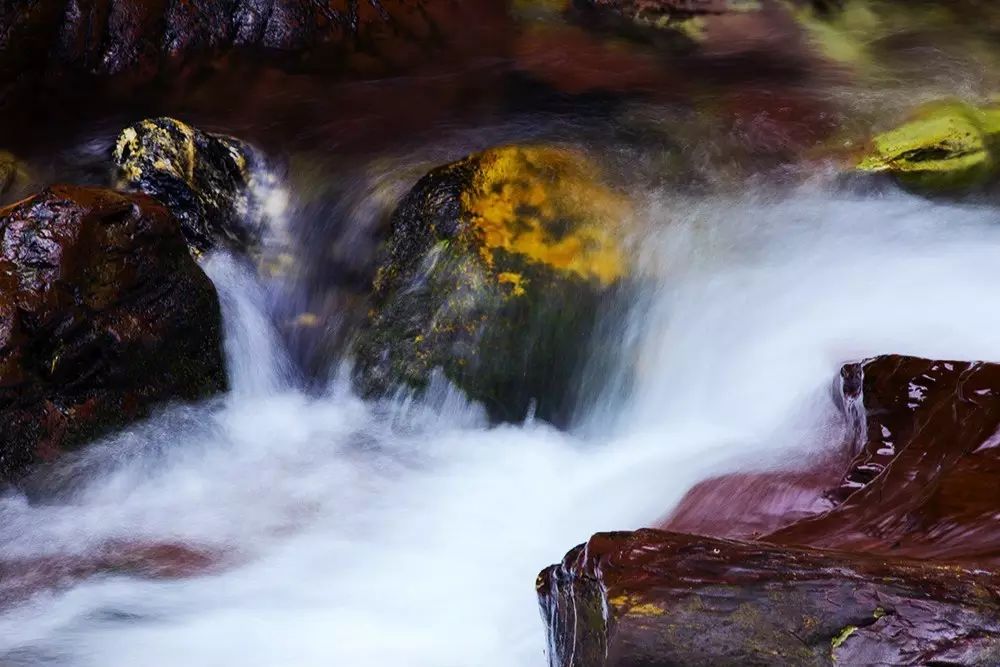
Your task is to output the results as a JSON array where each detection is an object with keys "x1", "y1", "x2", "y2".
[
  {"x1": 539, "y1": 529, "x2": 1000, "y2": 667},
  {"x1": 768, "y1": 356, "x2": 1000, "y2": 562},
  {"x1": 545, "y1": 354, "x2": 1000, "y2": 664},
  {"x1": 1, "y1": 0, "x2": 513, "y2": 86},
  {"x1": 0, "y1": 186, "x2": 226, "y2": 480},
  {"x1": 0, "y1": 540, "x2": 223, "y2": 610}
]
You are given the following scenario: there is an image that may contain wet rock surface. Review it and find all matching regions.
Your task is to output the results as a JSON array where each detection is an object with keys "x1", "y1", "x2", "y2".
[
  {"x1": 353, "y1": 144, "x2": 633, "y2": 425},
  {"x1": 113, "y1": 116, "x2": 279, "y2": 254},
  {"x1": 769, "y1": 355, "x2": 1000, "y2": 561},
  {"x1": 0, "y1": 540, "x2": 222, "y2": 611},
  {"x1": 539, "y1": 529, "x2": 1000, "y2": 667},
  {"x1": 0, "y1": 185, "x2": 226, "y2": 481},
  {"x1": 0, "y1": 0, "x2": 511, "y2": 88},
  {"x1": 856, "y1": 99, "x2": 1000, "y2": 193},
  {"x1": 543, "y1": 354, "x2": 1000, "y2": 665}
]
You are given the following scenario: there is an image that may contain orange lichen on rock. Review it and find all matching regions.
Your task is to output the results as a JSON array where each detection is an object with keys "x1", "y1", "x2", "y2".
[{"x1": 459, "y1": 145, "x2": 631, "y2": 286}]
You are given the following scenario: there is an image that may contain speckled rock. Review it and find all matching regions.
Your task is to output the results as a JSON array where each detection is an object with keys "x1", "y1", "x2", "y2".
[
  {"x1": 354, "y1": 145, "x2": 633, "y2": 424},
  {"x1": 0, "y1": 185, "x2": 226, "y2": 481},
  {"x1": 113, "y1": 117, "x2": 281, "y2": 254}
]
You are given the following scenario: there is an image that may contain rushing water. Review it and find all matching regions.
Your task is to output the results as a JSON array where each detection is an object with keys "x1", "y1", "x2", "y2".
[
  {"x1": 4, "y1": 3, "x2": 1000, "y2": 662},
  {"x1": 3, "y1": 179, "x2": 1000, "y2": 665}
]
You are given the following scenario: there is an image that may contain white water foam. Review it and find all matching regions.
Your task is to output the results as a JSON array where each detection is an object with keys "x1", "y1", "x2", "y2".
[{"x1": 3, "y1": 186, "x2": 1000, "y2": 666}]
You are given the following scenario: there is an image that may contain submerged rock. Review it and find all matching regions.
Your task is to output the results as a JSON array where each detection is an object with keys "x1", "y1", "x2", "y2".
[
  {"x1": 539, "y1": 529, "x2": 1000, "y2": 667},
  {"x1": 857, "y1": 100, "x2": 1000, "y2": 193},
  {"x1": 354, "y1": 145, "x2": 633, "y2": 424},
  {"x1": 0, "y1": 186, "x2": 226, "y2": 480},
  {"x1": 113, "y1": 117, "x2": 281, "y2": 255}
]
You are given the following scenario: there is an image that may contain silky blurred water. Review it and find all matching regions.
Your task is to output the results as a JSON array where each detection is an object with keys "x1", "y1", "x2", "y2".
[{"x1": 3, "y1": 178, "x2": 1000, "y2": 665}]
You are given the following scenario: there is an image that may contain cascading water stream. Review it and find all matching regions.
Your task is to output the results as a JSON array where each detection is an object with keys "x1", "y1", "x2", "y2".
[{"x1": 3, "y1": 181, "x2": 1000, "y2": 666}]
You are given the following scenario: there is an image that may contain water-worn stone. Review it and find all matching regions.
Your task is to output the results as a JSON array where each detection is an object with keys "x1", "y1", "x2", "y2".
[
  {"x1": 543, "y1": 353, "x2": 1000, "y2": 664},
  {"x1": 539, "y1": 529, "x2": 1000, "y2": 667},
  {"x1": 113, "y1": 117, "x2": 279, "y2": 254},
  {"x1": 354, "y1": 145, "x2": 632, "y2": 424},
  {"x1": 857, "y1": 99, "x2": 1000, "y2": 193},
  {"x1": 664, "y1": 354, "x2": 1000, "y2": 562},
  {"x1": 0, "y1": 185, "x2": 226, "y2": 480},
  {"x1": 768, "y1": 355, "x2": 1000, "y2": 561}
]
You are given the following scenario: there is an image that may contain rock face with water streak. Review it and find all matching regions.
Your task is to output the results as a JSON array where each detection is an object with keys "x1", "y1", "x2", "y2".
[
  {"x1": 540, "y1": 353, "x2": 1000, "y2": 664},
  {"x1": 539, "y1": 529, "x2": 1000, "y2": 667},
  {"x1": 354, "y1": 145, "x2": 632, "y2": 424},
  {"x1": 0, "y1": 185, "x2": 226, "y2": 480},
  {"x1": 113, "y1": 117, "x2": 278, "y2": 254}
]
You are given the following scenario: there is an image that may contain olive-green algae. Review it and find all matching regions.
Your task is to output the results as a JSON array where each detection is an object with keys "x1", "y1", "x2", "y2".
[{"x1": 857, "y1": 99, "x2": 1000, "y2": 192}]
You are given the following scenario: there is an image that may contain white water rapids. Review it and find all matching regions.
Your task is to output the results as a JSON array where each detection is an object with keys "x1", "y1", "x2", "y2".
[{"x1": 3, "y1": 185, "x2": 1000, "y2": 666}]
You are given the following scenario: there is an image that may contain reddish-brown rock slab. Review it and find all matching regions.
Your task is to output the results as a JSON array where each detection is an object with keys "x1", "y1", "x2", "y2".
[
  {"x1": 0, "y1": 541, "x2": 225, "y2": 610},
  {"x1": 662, "y1": 355, "x2": 1000, "y2": 563},
  {"x1": 538, "y1": 529, "x2": 1000, "y2": 667},
  {"x1": 0, "y1": 185, "x2": 226, "y2": 481},
  {"x1": 768, "y1": 356, "x2": 1000, "y2": 562}
]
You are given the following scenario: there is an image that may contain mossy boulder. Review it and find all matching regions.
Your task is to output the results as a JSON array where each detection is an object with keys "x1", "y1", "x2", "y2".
[
  {"x1": 113, "y1": 117, "x2": 281, "y2": 255},
  {"x1": 0, "y1": 186, "x2": 226, "y2": 481},
  {"x1": 354, "y1": 145, "x2": 632, "y2": 425},
  {"x1": 856, "y1": 99, "x2": 1000, "y2": 192}
]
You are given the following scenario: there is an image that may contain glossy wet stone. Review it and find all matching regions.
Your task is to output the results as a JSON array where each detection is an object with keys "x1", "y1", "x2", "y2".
[
  {"x1": 544, "y1": 354, "x2": 1000, "y2": 664},
  {"x1": 539, "y1": 529, "x2": 1000, "y2": 667},
  {"x1": 0, "y1": 185, "x2": 226, "y2": 481}
]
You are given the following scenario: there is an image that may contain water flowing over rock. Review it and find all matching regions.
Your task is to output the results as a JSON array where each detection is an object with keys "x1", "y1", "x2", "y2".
[
  {"x1": 541, "y1": 354, "x2": 1000, "y2": 665},
  {"x1": 113, "y1": 117, "x2": 281, "y2": 255},
  {"x1": 538, "y1": 530, "x2": 1000, "y2": 667},
  {"x1": 768, "y1": 355, "x2": 1000, "y2": 561},
  {"x1": 354, "y1": 144, "x2": 633, "y2": 425},
  {"x1": 0, "y1": 185, "x2": 226, "y2": 481}
]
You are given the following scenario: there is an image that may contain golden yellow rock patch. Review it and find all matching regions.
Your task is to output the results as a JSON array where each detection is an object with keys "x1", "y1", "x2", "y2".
[
  {"x1": 459, "y1": 145, "x2": 630, "y2": 285},
  {"x1": 609, "y1": 594, "x2": 666, "y2": 617}
]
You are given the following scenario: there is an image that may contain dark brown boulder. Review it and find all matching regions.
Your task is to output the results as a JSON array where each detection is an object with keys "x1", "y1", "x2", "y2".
[
  {"x1": 0, "y1": 185, "x2": 226, "y2": 480},
  {"x1": 539, "y1": 529, "x2": 1000, "y2": 667},
  {"x1": 542, "y1": 354, "x2": 1000, "y2": 665},
  {"x1": 768, "y1": 356, "x2": 1000, "y2": 562},
  {"x1": 0, "y1": 0, "x2": 512, "y2": 87},
  {"x1": 662, "y1": 355, "x2": 1000, "y2": 562}
]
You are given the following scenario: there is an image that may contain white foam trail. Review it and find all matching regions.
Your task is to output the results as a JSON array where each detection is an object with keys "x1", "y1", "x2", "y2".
[{"x1": 2, "y1": 186, "x2": 1000, "y2": 666}]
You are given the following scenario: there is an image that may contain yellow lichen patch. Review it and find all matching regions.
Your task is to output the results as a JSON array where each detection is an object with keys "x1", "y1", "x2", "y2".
[
  {"x1": 497, "y1": 271, "x2": 528, "y2": 297},
  {"x1": 114, "y1": 118, "x2": 199, "y2": 186},
  {"x1": 831, "y1": 625, "x2": 857, "y2": 651},
  {"x1": 608, "y1": 594, "x2": 665, "y2": 617},
  {"x1": 460, "y1": 145, "x2": 630, "y2": 286},
  {"x1": 857, "y1": 100, "x2": 1000, "y2": 190}
]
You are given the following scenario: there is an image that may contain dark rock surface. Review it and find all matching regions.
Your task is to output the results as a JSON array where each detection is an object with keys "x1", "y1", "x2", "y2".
[
  {"x1": 113, "y1": 116, "x2": 277, "y2": 254},
  {"x1": 353, "y1": 144, "x2": 633, "y2": 425},
  {"x1": 0, "y1": 185, "x2": 226, "y2": 480},
  {"x1": 542, "y1": 354, "x2": 1000, "y2": 665},
  {"x1": 0, "y1": 0, "x2": 511, "y2": 86},
  {"x1": 539, "y1": 529, "x2": 1000, "y2": 667}
]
